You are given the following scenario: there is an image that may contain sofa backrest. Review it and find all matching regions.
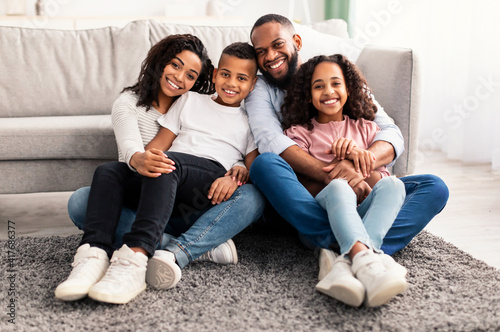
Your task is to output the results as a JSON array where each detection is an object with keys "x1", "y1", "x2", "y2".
[{"x1": 0, "y1": 20, "x2": 151, "y2": 118}]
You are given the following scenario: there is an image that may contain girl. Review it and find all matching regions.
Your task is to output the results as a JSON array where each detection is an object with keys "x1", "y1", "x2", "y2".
[
  {"x1": 55, "y1": 35, "x2": 264, "y2": 304},
  {"x1": 281, "y1": 54, "x2": 407, "y2": 308}
]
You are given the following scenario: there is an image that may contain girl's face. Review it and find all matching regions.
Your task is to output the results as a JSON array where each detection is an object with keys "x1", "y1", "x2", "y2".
[
  {"x1": 159, "y1": 50, "x2": 203, "y2": 99},
  {"x1": 310, "y1": 61, "x2": 348, "y2": 123}
]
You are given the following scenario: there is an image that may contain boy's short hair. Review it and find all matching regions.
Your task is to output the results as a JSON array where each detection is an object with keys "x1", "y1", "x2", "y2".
[{"x1": 220, "y1": 42, "x2": 256, "y2": 62}]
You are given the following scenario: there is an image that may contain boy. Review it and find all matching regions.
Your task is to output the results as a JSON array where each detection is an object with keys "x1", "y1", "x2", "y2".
[{"x1": 56, "y1": 42, "x2": 260, "y2": 304}]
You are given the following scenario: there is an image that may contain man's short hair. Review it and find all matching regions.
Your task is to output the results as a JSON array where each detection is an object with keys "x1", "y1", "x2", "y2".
[
  {"x1": 221, "y1": 42, "x2": 256, "y2": 61},
  {"x1": 250, "y1": 13, "x2": 296, "y2": 38}
]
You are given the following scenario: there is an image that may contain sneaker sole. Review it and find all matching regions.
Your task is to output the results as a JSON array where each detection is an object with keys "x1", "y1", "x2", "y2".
[
  {"x1": 226, "y1": 239, "x2": 238, "y2": 264},
  {"x1": 365, "y1": 278, "x2": 408, "y2": 307},
  {"x1": 316, "y1": 279, "x2": 365, "y2": 307},
  {"x1": 54, "y1": 288, "x2": 89, "y2": 302},
  {"x1": 88, "y1": 284, "x2": 146, "y2": 304},
  {"x1": 146, "y1": 256, "x2": 181, "y2": 290}
]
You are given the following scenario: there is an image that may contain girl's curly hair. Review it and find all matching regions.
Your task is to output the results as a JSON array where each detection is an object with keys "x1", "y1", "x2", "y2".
[
  {"x1": 281, "y1": 54, "x2": 377, "y2": 130},
  {"x1": 123, "y1": 34, "x2": 215, "y2": 111}
]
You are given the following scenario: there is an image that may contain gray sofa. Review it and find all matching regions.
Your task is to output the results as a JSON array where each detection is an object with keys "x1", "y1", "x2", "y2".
[{"x1": 0, "y1": 19, "x2": 419, "y2": 194}]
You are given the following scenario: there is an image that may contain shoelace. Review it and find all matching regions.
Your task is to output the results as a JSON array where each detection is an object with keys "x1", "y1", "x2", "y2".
[{"x1": 100, "y1": 257, "x2": 133, "y2": 282}]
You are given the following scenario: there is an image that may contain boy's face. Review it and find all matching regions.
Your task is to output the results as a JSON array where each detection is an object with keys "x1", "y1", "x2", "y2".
[{"x1": 213, "y1": 54, "x2": 257, "y2": 107}]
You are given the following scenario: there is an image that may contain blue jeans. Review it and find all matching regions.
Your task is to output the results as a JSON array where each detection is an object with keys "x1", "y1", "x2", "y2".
[
  {"x1": 315, "y1": 177, "x2": 405, "y2": 255},
  {"x1": 68, "y1": 181, "x2": 265, "y2": 268},
  {"x1": 249, "y1": 153, "x2": 449, "y2": 255}
]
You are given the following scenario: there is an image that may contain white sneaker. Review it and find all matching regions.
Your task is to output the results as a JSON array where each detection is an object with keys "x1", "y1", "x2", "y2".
[
  {"x1": 318, "y1": 248, "x2": 338, "y2": 280},
  {"x1": 195, "y1": 239, "x2": 238, "y2": 264},
  {"x1": 379, "y1": 253, "x2": 408, "y2": 278},
  {"x1": 146, "y1": 250, "x2": 182, "y2": 290},
  {"x1": 315, "y1": 255, "x2": 365, "y2": 307},
  {"x1": 318, "y1": 249, "x2": 407, "y2": 279},
  {"x1": 88, "y1": 245, "x2": 148, "y2": 304},
  {"x1": 54, "y1": 244, "x2": 109, "y2": 301},
  {"x1": 352, "y1": 250, "x2": 407, "y2": 307}
]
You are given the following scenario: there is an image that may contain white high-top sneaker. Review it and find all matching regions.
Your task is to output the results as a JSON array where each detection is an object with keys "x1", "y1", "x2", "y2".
[
  {"x1": 318, "y1": 248, "x2": 338, "y2": 280},
  {"x1": 195, "y1": 239, "x2": 238, "y2": 264},
  {"x1": 88, "y1": 245, "x2": 148, "y2": 304},
  {"x1": 352, "y1": 250, "x2": 408, "y2": 307},
  {"x1": 316, "y1": 255, "x2": 366, "y2": 307},
  {"x1": 318, "y1": 248, "x2": 407, "y2": 280},
  {"x1": 146, "y1": 250, "x2": 182, "y2": 290},
  {"x1": 54, "y1": 244, "x2": 109, "y2": 301}
]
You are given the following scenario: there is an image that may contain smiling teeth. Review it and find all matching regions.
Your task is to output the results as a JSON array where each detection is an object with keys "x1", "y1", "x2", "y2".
[
  {"x1": 224, "y1": 89, "x2": 237, "y2": 95},
  {"x1": 323, "y1": 99, "x2": 338, "y2": 105},
  {"x1": 167, "y1": 79, "x2": 180, "y2": 89},
  {"x1": 270, "y1": 59, "x2": 284, "y2": 69}
]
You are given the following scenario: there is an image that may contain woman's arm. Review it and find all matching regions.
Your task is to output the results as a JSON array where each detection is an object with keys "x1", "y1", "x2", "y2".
[{"x1": 130, "y1": 127, "x2": 177, "y2": 177}]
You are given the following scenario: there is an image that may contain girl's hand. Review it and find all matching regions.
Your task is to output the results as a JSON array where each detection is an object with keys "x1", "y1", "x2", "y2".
[
  {"x1": 207, "y1": 176, "x2": 238, "y2": 204},
  {"x1": 130, "y1": 148, "x2": 176, "y2": 177},
  {"x1": 225, "y1": 166, "x2": 249, "y2": 186},
  {"x1": 326, "y1": 138, "x2": 357, "y2": 161},
  {"x1": 345, "y1": 146, "x2": 376, "y2": 178}
]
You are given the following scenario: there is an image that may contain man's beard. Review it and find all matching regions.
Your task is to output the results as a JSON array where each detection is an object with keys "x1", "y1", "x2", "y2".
[{"x1": 261, "y1": 50, "x2": 299, "y2": 91}]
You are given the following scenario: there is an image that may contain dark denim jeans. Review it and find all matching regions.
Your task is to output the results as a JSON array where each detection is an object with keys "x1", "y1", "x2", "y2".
[{"x1": 81, "y1": 152, "x2": 226, "y2": 257}]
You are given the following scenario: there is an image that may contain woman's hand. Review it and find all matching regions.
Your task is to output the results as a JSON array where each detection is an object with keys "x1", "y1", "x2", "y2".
[
  {"x1": 129, "y1": 148, "x2": 176, "y2": 177},
  {"x1": 225, "y1": 166, "x2": 249, "y2": 186},
  {"x1": 207, "y1": 175, "x2": 238, "y2": 204}
]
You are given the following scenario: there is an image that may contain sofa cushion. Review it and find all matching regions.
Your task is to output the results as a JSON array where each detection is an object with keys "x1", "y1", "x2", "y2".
[
  {"x1": 0, "y1": 20, "x2": 150, "y2": 118},
  {"x1": 0, "y1": 115, "x2": 117, "y2": 160}
]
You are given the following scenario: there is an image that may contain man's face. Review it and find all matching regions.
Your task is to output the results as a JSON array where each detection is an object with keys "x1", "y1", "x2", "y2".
[{"x1": 251, "y1": 22, "x2": 301, "y2": 90}]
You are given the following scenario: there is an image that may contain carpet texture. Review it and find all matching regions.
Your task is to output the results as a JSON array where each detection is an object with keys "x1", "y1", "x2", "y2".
[{"x1": 1, "y1": 229, "x2": 500, "y2": 332}]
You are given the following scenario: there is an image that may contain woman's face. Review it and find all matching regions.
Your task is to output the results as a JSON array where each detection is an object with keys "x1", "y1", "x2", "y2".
[
  {"x1": 310, "y1": 61, "x2": 348, "y2": 123},
  {"x1": 159, "y1": 50, "x2": 203, "y2": 99}
]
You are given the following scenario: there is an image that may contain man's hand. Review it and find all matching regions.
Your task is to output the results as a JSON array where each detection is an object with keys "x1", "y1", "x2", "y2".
[
  {"x1": 322, "y1": 159, "x2": 365, "y2": 188},
  {"x1": 129, "y1": 149, "x2": 176, "y2": 177},
  {"x1": 352, "y1": 181, "x2": 372, "y2": 205},
  {"x1": 225, "y1": 166, "x2": 249, "y2": 186},
  {"x1": 207, "y1": 176, "x2": 238, "y2": 205}
]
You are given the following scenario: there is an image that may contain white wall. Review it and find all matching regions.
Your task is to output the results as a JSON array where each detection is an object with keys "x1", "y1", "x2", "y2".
[{"x1": 0, "y1": 0, "x2": 325, "y2": 25}]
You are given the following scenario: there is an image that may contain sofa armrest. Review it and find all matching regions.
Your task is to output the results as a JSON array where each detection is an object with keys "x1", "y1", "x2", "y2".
[{"x1": 355, "y1": 45, "x2": 420, "y2": 176}]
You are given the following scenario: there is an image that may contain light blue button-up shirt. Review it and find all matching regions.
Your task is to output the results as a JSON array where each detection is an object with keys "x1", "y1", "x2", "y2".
[{"x1": 244, "y1": 75, "x2": 404, "y2": 167}]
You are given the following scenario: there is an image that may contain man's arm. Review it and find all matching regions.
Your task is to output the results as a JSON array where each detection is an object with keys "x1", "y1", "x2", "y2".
[
  {"x1": 371, "y1": 97, "x2": 404, "y2": 167},
  {"x1": 245, "y1": 77, "x2": 296, "y2": 155}
]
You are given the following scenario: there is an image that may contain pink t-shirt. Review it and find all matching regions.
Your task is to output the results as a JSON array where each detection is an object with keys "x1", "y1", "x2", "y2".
[{"x1": 284, "y1": 115, "x2": 390, "y2": 177}]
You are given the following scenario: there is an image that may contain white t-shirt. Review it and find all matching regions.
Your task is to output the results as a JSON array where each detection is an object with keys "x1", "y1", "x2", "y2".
[{"x1": 157, "y1": 91, "x2": 257, "y2": 171}]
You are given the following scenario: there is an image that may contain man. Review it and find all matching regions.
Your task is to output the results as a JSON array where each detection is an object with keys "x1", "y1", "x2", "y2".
[{"x1": 245, "y1": 14, "x2": 448, "y2": 274}]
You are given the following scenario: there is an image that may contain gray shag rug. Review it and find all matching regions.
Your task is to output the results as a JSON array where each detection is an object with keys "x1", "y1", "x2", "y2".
[{"x1": 1, "y1": 228, "x2": 500, "y2": 332}]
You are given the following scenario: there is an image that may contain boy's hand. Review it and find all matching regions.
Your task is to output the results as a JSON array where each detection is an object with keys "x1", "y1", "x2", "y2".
[
  {"x1": 130, "y1": 149, "x2": 176, "y2": 177},
  {"x1": 207, "y1": 176, "x2": 238, "y2": 205},
  {"x1": 225, "y1": 166, "x2": 249, "y2": 186}
]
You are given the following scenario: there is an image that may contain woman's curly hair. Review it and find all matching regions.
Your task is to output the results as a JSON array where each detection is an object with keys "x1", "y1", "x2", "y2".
[
  {"x1": 123, "y1": 34, "x2": 215, "y2": 111},
  {"x1": 281, "y1": 54, "x2": 377, "y2": 130}
]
